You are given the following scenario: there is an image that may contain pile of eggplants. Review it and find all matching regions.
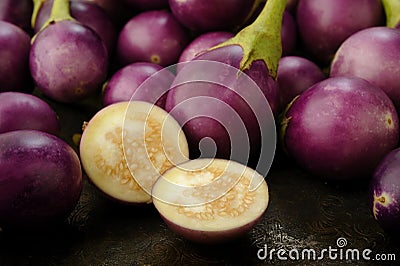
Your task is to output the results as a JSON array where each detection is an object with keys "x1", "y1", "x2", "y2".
[{"x1": 1, "y1": 0, "x2": 400, "y2": 241}]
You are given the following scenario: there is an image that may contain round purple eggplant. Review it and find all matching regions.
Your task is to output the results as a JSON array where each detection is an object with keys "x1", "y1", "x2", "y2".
[
  {"x1": 277, "y1": 56, "x2": 325, "y2": 110},
  {"x1": 166, "y1": 54, "x2": 277, "y2": 170},
  {"x1": 34, "y1": 0, "x2": 117, "y2": 55},
  {"x1": 116, "y1": 10, "x2": 189, "y2": 67},
  {"x1": 330, "y1": 27, "x2": 400, "y2": 109},
  {"x1": 281, "y1": 76, "x2": 399, "y2": 181},
  {"x1": 0, "y1": 130, "x2": 82, "y2": 230},
  {"x1": 168, "y1": 0, "x2": 254, "y2": 32},
  {"x1": 370, "y1": 147, "x2": 400, "y2": 236},
  {"x1": 0, "y1": 0, "x2": 33, "y2": 33},
  {"x1": 102, "y1": 62, "x2": 174, "y2": 108},
  {"x1": 296, "y1": 0, "x2": 384, "y2": 65},
  {"x1": 165, "y1": 0, "x2": 284, "y2": 173},
  {"x1": 30, "y1": 20, "x2": 109, "y2": 103},
  {"x1": 0, "y1": 21, "x2": 32, "y2": 93},
  {"x1": 0, "y1": 92, "x2": 60, "y2": 135}
]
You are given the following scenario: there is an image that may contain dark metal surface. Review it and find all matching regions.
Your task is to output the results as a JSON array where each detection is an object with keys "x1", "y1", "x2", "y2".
[{"x1": 0, "y1": 94, "x2": 399, "y2": 266}]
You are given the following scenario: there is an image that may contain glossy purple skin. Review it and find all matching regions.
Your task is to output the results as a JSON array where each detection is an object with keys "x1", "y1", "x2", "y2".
[
  {"x1": 177, "y1": 31, "x2": 233, "y2": 71},
  {"x1": 35, "y1": 0, "x2": 117, "y2": 55},
  {"x1": 168, "y1": 0, "x2": 254, "y2": 32},
  {"x1": 124, "y1": 0, "x2": 168, "y2": 10},
  {"x1": 117, "y1": 10, "x2": 189, "y2": 67},
  {"x1": 370, "y1": 148, "x2": 400, "y2": 236},
  {"x1": 283, "y1": 77, "x2": 399, "y2": 180},
  {"x1": 296, "y1": 0, "x2": 383, "y2": 64},
  {"x1": 0, "y1": 21, "x2": 32, "y2": 93},
  {"x1": 0, "y1": 130, "x2": 82, "y2": 229},
  {"x1": 281, "y1": 10, "x2": 297, "y2": 56},
  {"x1": 0, "y1": 0, "x2": 33, "y2": 33},
  {"x1": 159, "y1": 211, "x2": 264, "y2": 244},
  {"x1": 277, "y1": 56, "x2": 325, "y2": 110},
  {"x1": 195, "y1": 45, "x2": 279, "y2": 115},
  {"x1": 103, "y1": 62, "x2": 174, "y2": 108},
  {"x1": 330, "y1": 27, "x2": 400, "y2": 109},
  {"x1": 30, "y1": 20, "x2": 109, "y2": 103},
  {"x1": 69, "y1": 0, "x2": 117, "y2": 54},
  {"x1": 76, "y1": 0, "x2": 134, "y2": 28},
  {"x1": 179, "y1": 31, "x2": 233, "y2": 63},
  {"x1": 0, "y1": 92, "x2": 60, "y2": 135},
  {"x1": 165, "y1": 45, "x2": 278, "y2": 160}
]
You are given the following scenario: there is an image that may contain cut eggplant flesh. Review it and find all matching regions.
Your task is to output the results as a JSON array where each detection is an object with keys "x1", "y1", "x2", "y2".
[{"x1": 80, "y1": 101, "x2": 189, "y2": 204}]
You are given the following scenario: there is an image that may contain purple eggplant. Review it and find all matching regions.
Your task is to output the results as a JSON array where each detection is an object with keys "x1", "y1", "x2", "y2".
[
  {"x1": 0, "y1": 92, "x2": 60, "y2": 135},
  {"x1": 370, "y1": 147, "x2": 400, "y2": 236},
  {"x1": 282, "y1": 76, "x2": 399, "y2": 181},
  {"x1": 116, "y1": 10, "x2": 189, "y2": 67},
  {"x1": 330, "y1": 27, "x2": 400, "y2": 109},
  {"x1": 30, "y1": 0, "x2": 109, "y2": 103},
  {"x1": 168, "y1": 0, "x2": 254, "y2": 32},
  {"x1": 0, "y1": 21, "x2": 32, "y2": 93},
  {"x1": 0, "y1": 130, "x2": 82, "y2": 230},
  {"x1": 34, "y1": 0, "x2": 117, "y2": 55},
  {"x1": 277, "y1": 56, "x2": 325, "y2": 110},
  {"x1": 296, "y1": 0, "x2": 383, "y2": 65},
  {"x1": 102, "y1": 62, "x2": 174, "y2": 108},
  {"x1": 165, "y1": 0, "x2": 285, "y2": 174}
]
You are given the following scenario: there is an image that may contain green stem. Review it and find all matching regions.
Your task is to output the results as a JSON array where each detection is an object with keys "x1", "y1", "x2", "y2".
[
  {"x1": 31, "y1": 0, "x2": 46, "y2": 29},
  {"x1": 32, "y1": 0, "x2": 74, "y2": 30},
  {"x1": 43, "y1": 0, "x2": 74, "y2": 29},
  {"x1": 210, "y1": 0, "x2": 287, "y2": 79},
  {"x1": 382, "y1": 0, "x2": 400, "y2": 28},
  {"x1": 31, "y1": 0, "x2": 75, "y2": 42}
]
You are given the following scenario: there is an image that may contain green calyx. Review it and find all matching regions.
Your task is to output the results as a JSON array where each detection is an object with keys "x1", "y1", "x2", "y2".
[
  {"x1": 31, "y1": 0, "x2": 46, "y2": 29},
  {"x1": 210, "y1": 0, "x2": 287, "y2": 79},
  {"x1": 382, "y1": 0, "x2": 400, "y2": 28},
  {"x1": 32, "y1": 0, "x2": 75, "y2": 41}
]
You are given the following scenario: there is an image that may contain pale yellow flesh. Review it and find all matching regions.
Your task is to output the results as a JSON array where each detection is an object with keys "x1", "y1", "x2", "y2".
[
  {"x1": 80, "y1": 101, "x2": 189, "y2": 203},
  {"x1": 152, "y1": 159, "x2": 269, "y2": 231}
]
